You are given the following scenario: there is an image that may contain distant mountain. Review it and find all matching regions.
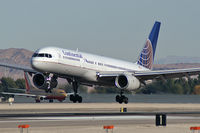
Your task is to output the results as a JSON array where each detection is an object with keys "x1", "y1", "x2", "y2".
[
  {"x1": 1, "y1": 48, "x2": 200, "y2": 79},
  {"x1": 0, "y1": 48, "x2": 33, "y2": 79}
]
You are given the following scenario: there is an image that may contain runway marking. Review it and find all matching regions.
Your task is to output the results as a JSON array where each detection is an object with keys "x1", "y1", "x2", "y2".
[
  {"x1": 21, "y1": 116, "x2": 155, "y2": 120},
  {"x1": 0, "y1": 115, "x2": 200, "y2": 123}
]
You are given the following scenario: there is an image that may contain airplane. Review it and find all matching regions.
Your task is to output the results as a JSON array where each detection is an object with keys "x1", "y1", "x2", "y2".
[
  {"x1": 1, "y1": 72, "x2": 68, "y2": 103},
  {"x1": 1, "y1": 21, "x2": 200, "y2": 104}
]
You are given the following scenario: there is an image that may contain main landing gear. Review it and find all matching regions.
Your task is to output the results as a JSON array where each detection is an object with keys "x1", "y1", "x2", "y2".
[
  {"x1": 116, "y1": 90, "x2": 128, "y2": 104},
  {"x1": 69, "y1": 81, "x2": 82, "y2": 103}
]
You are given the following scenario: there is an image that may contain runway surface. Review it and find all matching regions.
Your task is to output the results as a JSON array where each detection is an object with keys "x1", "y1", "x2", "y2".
[
  {"x1": 1, "y1": 103, "x2": 200, "y2": 133},
  {"x1": 1, "y1": 115, "x2": 200, "y2": 133},
  {"x1": 1, "y1": 103, "x2": 200, "y2": 114}
]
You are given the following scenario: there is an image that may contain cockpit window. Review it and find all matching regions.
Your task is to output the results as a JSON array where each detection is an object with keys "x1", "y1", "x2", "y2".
[
  {"x1": 32, "y1": 53, "x2": 37, "y2": 57},
  {"x1": 32, "y1": 53, "x2": 52, "y2": 58},
  {"x1": 38, "y1": 54, "x2": 45, "y2": 57}
]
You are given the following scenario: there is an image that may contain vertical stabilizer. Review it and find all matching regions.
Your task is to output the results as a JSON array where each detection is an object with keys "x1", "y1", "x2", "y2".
[
  {"x1": 137, "y1": 21, "x2": 161, "y2": 70},
  {"x1": 24, "y1": 72, "x2": 32, "y2": 94}
]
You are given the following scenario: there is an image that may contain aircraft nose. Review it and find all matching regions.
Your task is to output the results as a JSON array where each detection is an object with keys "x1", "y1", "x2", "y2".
[
  {"x1": 31, "y1": 57, "x2": 41, "y2": 71},
  {"x1": 31, "y1": 58, "x2": 37, "y2": 69},
  {"x1": 64, "y1": 93, "x2": 67, "y2": 97}
]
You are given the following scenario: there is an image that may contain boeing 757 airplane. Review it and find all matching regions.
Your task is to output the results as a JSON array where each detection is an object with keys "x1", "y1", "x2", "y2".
[{"x1": 1, "y1": 21, "x2": 200, "y2": 104}]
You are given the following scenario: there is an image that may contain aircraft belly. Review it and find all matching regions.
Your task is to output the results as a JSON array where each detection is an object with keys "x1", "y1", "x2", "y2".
[
  {"x1": 64, "y1": 66, "x2": 85, "y2": 76},
  {"x1": 57, "y1": 64, "x2": 98, "y2": 82},
  {"x1": 82, "y1": 70, "x2": 97, "y2": 82}
]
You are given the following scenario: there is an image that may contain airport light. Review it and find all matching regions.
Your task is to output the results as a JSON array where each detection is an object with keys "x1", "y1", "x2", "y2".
[
  {"x1": 190, "y1": 127, "x2": 200, "y2": 133},
  {"x1": 18, "y1": 124, "x2": 30, "y2": 133},
  {"x1": 103, "y1": 125, "x2": 114, "y2": 133}
]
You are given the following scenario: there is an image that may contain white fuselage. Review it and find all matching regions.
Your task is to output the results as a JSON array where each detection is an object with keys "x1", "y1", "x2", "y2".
[{"x1": 31, "y1": 47, "x2": 149, "y2": 83}]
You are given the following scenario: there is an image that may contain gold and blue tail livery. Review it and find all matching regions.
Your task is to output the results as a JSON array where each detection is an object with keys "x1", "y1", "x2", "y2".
[{"x1": 137, "y1": 21, "x2": 161, "y2": 70}]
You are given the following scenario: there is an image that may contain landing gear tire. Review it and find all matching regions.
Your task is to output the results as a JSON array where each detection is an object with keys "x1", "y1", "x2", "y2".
[
  {"x1": 124, "y1": 97, "x2": 128, "y2": 104},
  {"x1": 35, "y1": 100, "x2": 40, "y2": 103},
  {"x1": 116, "y1": 95, "x2": 120, "y2": 102},
  {"x1": 70, "y1": 94, "x2": 82, "y2": 103},
  {"x1": 49, "y1": 99, "x2": 53, "y2": 103},
  {"x1": 77, "y1": 96, "x2": 82, "y2": 103},
  {"x1": 115, "y1": 93, "x2": 128, "y2": 104},
  {"x1": 119, "y1": 98, "x2": 123, "y2": 104},
  {"x1": 70, "y1": 95, "x2": 74, "y2": 102}
]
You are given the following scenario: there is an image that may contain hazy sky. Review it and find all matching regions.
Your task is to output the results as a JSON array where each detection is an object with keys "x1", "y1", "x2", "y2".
[{"x1": 0, "y1": 0, "x2": 200, "y2": 62}]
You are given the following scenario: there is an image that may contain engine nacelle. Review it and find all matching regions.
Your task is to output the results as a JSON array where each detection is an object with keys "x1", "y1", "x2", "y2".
[
  {"x1": 33, "y1": 73, "x2": 58, "y2": 90},
  {"x1": 115, "y1": 74, "x2": 140, "y2": 91}
]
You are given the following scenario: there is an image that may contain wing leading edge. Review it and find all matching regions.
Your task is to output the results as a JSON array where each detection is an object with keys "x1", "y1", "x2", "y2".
[
  {"x1": 0, "y1": 92, "x2": 46, "y2": 99},
  {"x1": 0, "y1": 63, "x2": 36, "y2": 73}
]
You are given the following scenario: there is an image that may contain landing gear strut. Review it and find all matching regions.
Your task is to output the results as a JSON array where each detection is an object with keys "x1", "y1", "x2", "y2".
[
  {"x1": 69, "y1": 81, "x2": 82, "y2": 103},
  {"x1": 45, "y1": 76, "x2": 52, "y2": 93},
  {"x1": 45, "y1": 75, "x2": 58, "y2": 93},
  {"x1": 116, "y1": 90, "x2": 128, "y2": 104}
]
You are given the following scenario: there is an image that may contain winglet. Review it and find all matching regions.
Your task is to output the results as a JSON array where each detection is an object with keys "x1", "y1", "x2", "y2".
[{"x1": 137, "y1": 21, "x2": 161, "y2": 70}]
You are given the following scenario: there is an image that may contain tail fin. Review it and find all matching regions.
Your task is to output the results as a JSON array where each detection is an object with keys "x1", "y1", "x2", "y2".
[
  {"x1": 24, "y1": 72, "x2": 32, "y2": 94},
  {"x1": 137, "y1": 21, "x2": 161, "y2": 70}
]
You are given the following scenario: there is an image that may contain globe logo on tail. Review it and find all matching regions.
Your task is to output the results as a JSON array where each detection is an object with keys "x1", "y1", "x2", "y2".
[{"x1": 137, "y1": 39, "x2": 153, "y2": 70}]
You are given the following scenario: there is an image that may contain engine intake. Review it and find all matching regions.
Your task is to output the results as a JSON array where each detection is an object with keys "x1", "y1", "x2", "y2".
[{"x1": 33, "y1": 73, "x2": 48, "y2": 89}]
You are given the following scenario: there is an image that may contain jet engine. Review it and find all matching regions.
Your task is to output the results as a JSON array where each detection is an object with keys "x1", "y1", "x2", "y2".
[
  {"x1": 33, "y1": 73, "x2": 58, "y2": 90},
  {"x1": 115, "y1": 74, "x2": 140, "y2": 91}
]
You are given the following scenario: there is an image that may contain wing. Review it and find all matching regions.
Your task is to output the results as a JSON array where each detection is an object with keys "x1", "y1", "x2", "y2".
[
  {"x1": 0, "y1": 92, "x2": 46, "y2": 99},
  {"x1": 0, "y1": 63, "x2": 36, "y2": 73},
  {"x1": 135, "y1": 68, "x2": 200, "y2": 81},
  {"x1": 97, "y1": 68, "x2": 200, "y2": 82}
]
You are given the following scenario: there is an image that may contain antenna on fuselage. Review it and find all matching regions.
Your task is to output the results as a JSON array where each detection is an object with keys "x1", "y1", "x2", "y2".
[{"x1": 76, "y1": 48, "x2": 79, "y2": 52}]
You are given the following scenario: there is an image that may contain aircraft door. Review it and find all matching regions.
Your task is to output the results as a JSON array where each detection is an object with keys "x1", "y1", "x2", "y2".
[
  {"x1": 80, "y1": 58, "x2": 85, "y2": 68},
  {"x1": 57, "y1": 53, "x2": 62, "y2": 63}
]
